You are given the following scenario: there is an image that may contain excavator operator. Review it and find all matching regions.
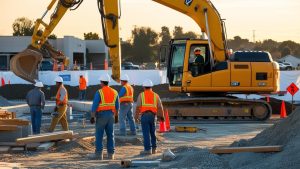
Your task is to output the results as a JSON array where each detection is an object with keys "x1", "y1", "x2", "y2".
[{"x1": 193, "y1": 47, "x2": 205, "y2": 65}]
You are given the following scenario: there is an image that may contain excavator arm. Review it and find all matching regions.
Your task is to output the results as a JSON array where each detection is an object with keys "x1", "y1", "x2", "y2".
[
  {"x1": 11, "y1": 0, "x2": 226, "y2": 83},
  {"x1": 10, "y1": 0, "x2": 83, "y2": 83}
]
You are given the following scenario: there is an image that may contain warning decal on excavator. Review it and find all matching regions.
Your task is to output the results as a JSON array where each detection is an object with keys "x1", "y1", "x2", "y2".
[{"x1": 185, "y1": 0, "x2": 193, "y2": 6}]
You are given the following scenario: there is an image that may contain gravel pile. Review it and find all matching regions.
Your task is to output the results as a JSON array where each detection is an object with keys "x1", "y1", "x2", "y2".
[
  {"x1": 165, "y1": 146, "x2": 230, "y2": 169},
  {"x1": 226, "y1": 107, "x2": 300, "y2": 169}
]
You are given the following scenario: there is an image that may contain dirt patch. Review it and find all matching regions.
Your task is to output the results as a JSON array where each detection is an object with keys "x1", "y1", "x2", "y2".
[{"x1": 260, "y1": 97, "x2": 293, "y2": 115}]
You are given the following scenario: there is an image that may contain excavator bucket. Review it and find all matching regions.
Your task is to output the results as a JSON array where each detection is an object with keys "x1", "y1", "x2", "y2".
[{"x1": 10, "y1": 47, "x2": 43, "y2": 83}]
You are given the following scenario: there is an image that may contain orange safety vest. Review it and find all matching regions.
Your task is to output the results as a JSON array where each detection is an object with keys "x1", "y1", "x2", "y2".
[
  {"x1": 79, "y1": 77, "x2": 87, "y2": 90},
  {"x1": 97, "y1": 86, "x2": 118, "y2": 113},
  {"x1": 120, "y1": 83, "x2": 134, "y2": 103},
  {"x1": 56, "y1": 85, "x2": 68, "y2": 105},
  {"x1": 139, "y1": 90, "x2": 158, "y2": 114}
]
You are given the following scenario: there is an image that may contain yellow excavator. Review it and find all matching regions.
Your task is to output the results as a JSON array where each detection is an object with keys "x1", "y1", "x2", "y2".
[{"x1": 10, "y1": 0, "x2": 280, "y2": 120}]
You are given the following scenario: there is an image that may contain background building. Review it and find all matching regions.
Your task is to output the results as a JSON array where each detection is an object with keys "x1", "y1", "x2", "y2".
[{"x1": 0, "y1": 36, "x2": 108, "y2": 70}]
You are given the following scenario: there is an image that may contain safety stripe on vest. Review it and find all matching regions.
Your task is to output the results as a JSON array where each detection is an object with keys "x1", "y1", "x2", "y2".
[
  {"x1": 120, "y1": 85, "x2": 133, "y2": 99},
  {"x1": 98, "y1": 89, "x2": 117, "y2": 107},
  {"x1": 141, "y1": 92, "x2": 157, "y2": 107}
]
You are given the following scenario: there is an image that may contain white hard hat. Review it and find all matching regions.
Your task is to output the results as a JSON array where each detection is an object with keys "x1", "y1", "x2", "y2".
[
  {"x1": 194, "y1": 47, "x2": 202, "y2": 52},
  {"x1": 142, "y1": 79, "x2": 153, "y2": 87},
  {"x1": 34, "y1": 82, "x2": 44, "y2": 87},
  {"x1": 99, "y1": 73, "x2": 110, "y2": 82},
  {"x1": 54, "y1": 76, "x2": 63, "y2": 83},
  {"x1": 120, "y1": 74, "x2": 129, "y2": 81}
]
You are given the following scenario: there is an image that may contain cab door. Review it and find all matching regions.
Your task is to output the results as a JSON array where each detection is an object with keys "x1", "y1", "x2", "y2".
[{"x1": 182, "y1": 41, "x2": 212, "y2": 92}]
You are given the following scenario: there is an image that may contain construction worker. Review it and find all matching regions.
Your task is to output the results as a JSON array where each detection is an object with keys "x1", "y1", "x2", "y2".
[
  {"x1": 90, "y1": 74, "x2": 119, "y2": 160},
  {"x1": 193, "y1": 47, "x2": 205, "y2": 64},
  {"x1": 26, "y1": 81, "x2": 45, "y2": 134},
  {"x1": 49, "y1": 76, "x2": 69, "y2": 132},
  {"x1": 135, "y1": 79, "x2": 165, "y2": 155},
  {"x1": 118, "y1": 74, "x2": 136, "y2": 136},
  {"x1": 78, "y1": 75, "x2": 87, "y2": 100}
]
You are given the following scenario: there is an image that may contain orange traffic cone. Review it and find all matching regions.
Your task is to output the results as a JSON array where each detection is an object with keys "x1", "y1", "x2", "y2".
[
  {"x1": 164, "y1": 109, "x2": 170, "y2": 131},
  {"x1": 280, "y1": 100, "x2": 287, "y2": 118},
  {"x1": 159, "y1": 121, "x2": 167, "y2": 133}
]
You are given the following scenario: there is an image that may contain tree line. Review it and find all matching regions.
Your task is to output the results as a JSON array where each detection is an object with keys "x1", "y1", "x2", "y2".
[{"x1": 12, "y1": 17, "x2": 300, "y2": 64}]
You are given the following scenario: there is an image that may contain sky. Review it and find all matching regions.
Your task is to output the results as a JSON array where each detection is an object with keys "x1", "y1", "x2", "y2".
[{"x1": 0, "y1": 0, "x2": 300, "y2": 43}]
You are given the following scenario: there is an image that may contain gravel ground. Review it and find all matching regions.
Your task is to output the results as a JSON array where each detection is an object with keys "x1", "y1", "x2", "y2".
[{"x1": 226, "y1": 107, "x2": 300, "y2": 169}]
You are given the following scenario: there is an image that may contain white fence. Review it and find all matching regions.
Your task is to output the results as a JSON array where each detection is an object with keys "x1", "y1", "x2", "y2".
[{"x1": 0, "y1": 70, "x2": 167, "y2": 86}]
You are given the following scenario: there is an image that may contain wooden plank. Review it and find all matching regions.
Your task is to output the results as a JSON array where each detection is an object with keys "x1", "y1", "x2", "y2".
[
  {"x1": 16, "y1": 131, "x2": 74, "y2": 144},
  {"x1": 37, "y1": 142, "x2": 55, "y2": 151},
  {"x1": 0, "y1": 119, "x2": 30, "y2": 126},
  {"x1": 210, "y1": 145, "x2": 283, "y2": 154},
  {"x1": 0, "y1": 125, "x2": 18, "y2": 131}
]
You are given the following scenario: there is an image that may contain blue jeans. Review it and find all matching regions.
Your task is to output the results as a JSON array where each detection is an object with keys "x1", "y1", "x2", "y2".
[
  {"x1": 30, "y1": 106, "x2": 42, "y2": 134},
  {"x1": 119, "y1": 103, "x2": 136, "y2": 135},
  {"x1": 141, "y1": 112, "x2": 156, "y2": 151},
  {"x1": 79, "y1": 90, "x2": 86, "y2": 100},
  {"x1": 95, "y1": 111, "x2": 115, "y2": 154}
]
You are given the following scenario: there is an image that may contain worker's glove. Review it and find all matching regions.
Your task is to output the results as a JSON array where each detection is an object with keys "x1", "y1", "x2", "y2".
[
  {"x1": 54, "y1": 106, "x2": 58, "y2": 112},
  {"x1": 158, "y1": 116, "x2": 165, "y2": 122},
  {"x1": 90, "y1": 117, "x2": 95, "y2": 124}
]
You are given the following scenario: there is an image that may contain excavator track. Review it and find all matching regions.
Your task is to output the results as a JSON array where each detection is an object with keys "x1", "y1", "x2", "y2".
[{"x1": 162, "y1": 97, "x2": 272, "y2": 121}]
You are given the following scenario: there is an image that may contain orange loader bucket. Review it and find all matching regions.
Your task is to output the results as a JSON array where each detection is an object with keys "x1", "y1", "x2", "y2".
[{"x1": 10, "y1": 47, "x2": 43, "y2": 83}]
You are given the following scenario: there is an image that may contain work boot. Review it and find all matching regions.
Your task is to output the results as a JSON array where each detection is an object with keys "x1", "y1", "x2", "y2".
[
  {"x1": 88, "y1": 152, "x2": 103, "y2": 160},
  {"x1": 108, "y1": 153, "x2": 115, "y2": 160},
  {"x1": 140, "y1": 150, "x2": 152, "y2": 155},
  {"x1": 152, "y1": 148, "x2": 157, "y2": 154}
]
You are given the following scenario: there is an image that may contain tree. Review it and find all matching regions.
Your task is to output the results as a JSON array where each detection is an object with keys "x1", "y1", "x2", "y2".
[
  {"x1": 184, "y1": 31, "x2": 198, "y2": 39},
  {"x1": 84, "y1": 32, "x2": 100, "y2": 40},
  {"x1": 12, "y1": 17, "x2": 34, "y2": 36},
  {"x1": 159, "y1": 26, "x2": 171, "y2": 45},
  {"x1": 281, "y1": 46, "x2": 292, "y2": 57},
  {"x1": 131, "y1": 27, "x2": 158, "y2": 63},
  {"x1": 121, "y1": 40, "x2": 133, "y2": 61},
  {"x1": 173, "y1": 26, "x2": 184, "y2": 39}
]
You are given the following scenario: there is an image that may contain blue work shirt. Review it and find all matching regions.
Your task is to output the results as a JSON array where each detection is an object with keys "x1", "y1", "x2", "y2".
[
  {"x1": 91, "y1": 90, "x2": 120, "y2": 113},
  {"x1": 118, "y1": 86, "x2": 126, "y2": 98}
]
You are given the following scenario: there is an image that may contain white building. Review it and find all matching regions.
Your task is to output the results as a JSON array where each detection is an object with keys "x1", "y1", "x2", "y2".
[
  {"x1": 278, "y1": 55, "x2": 300, "y2": 68},
  {"x1": 0, "y1": 36, "x2": 108, "y2": 70}
]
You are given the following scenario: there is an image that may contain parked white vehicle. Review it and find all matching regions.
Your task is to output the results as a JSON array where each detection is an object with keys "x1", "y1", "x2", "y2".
[{"x1": 277, "y1": 62, "x2": 294, "y2": 70}]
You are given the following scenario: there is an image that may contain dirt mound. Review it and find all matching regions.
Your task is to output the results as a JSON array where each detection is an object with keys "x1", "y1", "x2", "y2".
[
  {"x1": 227, "y1": 107, "x2": 300, "y2": 169},
  {"x1": 0, "y1": 95, "x2": 13, "y2": 107},
  {"x1": 260, "y1": 97, "x2": 293, "y2": 115}
]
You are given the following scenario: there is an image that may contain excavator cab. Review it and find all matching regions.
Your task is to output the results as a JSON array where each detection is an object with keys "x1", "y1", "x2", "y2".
[{"x1": 164, "y1": 39, "x2": 212, "y2": 92}]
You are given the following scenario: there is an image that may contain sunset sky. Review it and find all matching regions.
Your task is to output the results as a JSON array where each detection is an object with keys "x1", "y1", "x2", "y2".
[{"x1": 0, "y1": 0, "x2": 299, "y2": 42}]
